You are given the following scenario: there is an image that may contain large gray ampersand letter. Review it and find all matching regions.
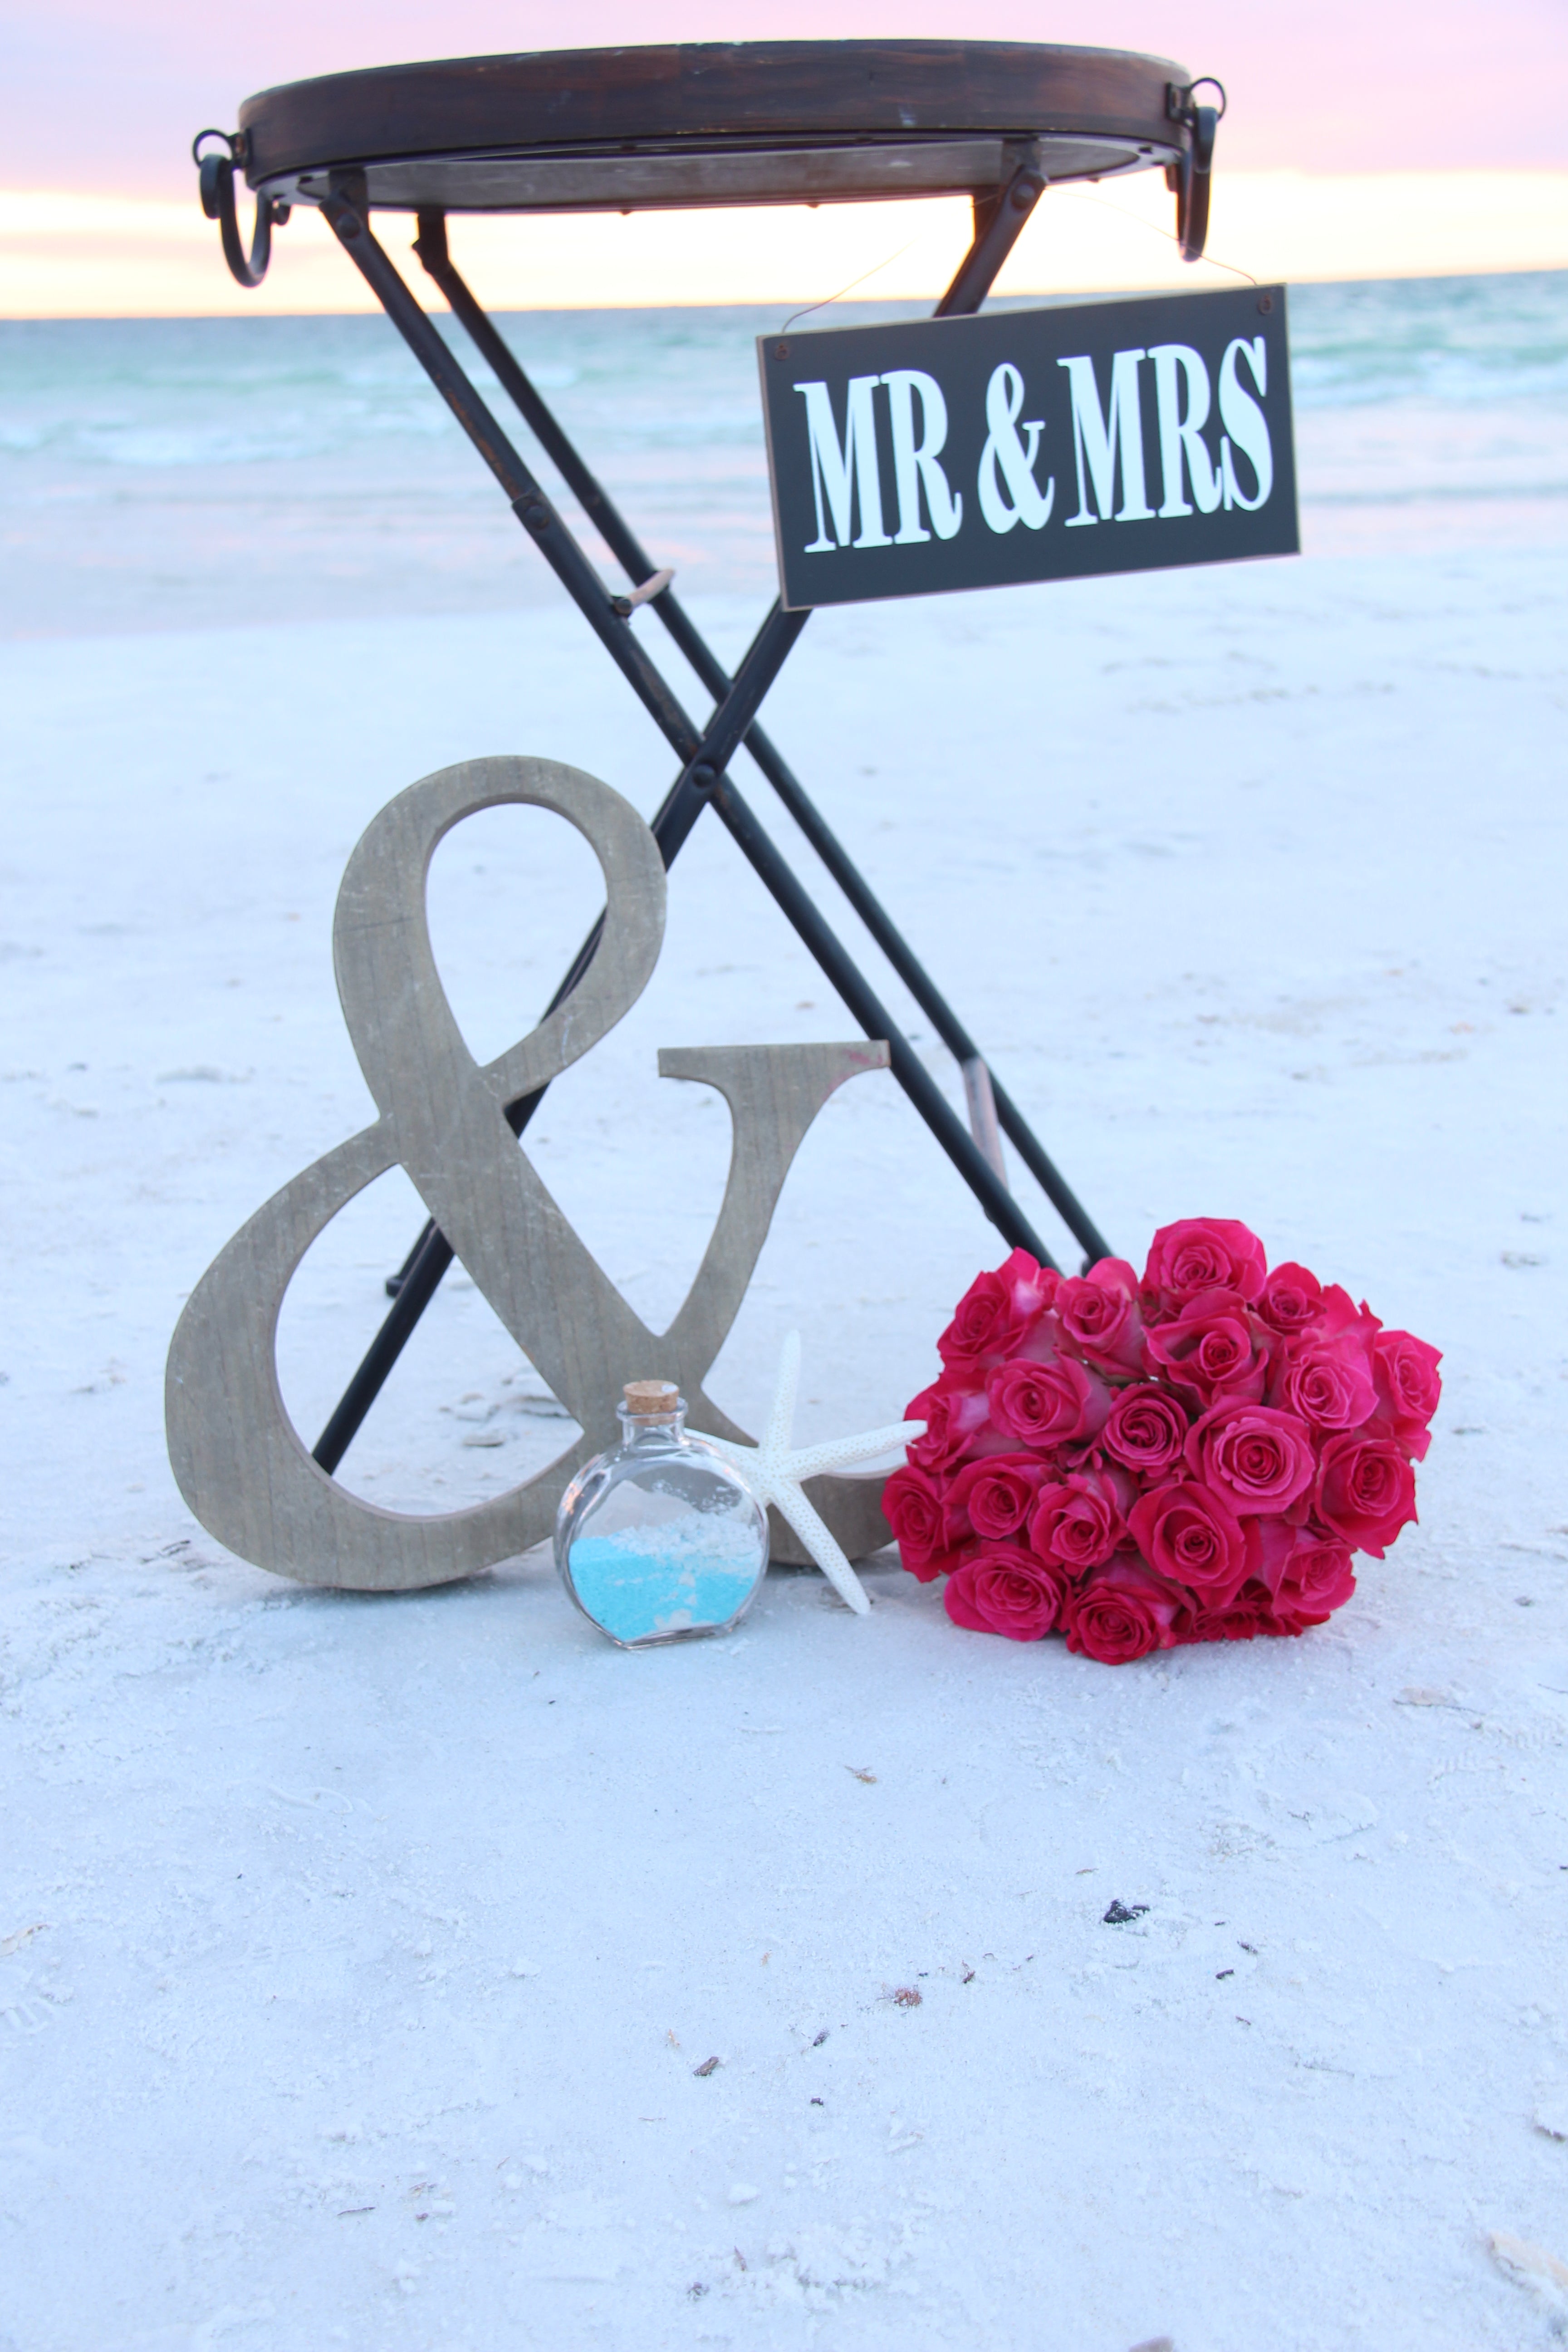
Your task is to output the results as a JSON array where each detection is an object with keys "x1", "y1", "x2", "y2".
[{"x1": 165, "y1": 756, "x2": 891, "y2": 1592}]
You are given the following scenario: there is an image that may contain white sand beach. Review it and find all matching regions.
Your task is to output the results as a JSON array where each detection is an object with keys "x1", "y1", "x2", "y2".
[{"x1": 3, "y1": 311, "x2": 1568, "y2": 2347}]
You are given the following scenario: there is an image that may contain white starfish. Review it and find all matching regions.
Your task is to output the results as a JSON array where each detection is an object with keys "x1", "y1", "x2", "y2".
[{"x1": 689, "y1": 1332, "x2": 926, "y2": 1616}]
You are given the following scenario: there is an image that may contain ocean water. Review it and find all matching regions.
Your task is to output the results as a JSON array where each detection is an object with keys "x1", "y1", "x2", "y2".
[{"x1": 1, "y1": 271, "x2": 1564, "y2": 637}]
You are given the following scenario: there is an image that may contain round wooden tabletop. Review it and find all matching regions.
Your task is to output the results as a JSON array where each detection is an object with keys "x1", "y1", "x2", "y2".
[{"x1": 239, "y1": 41, "x2": 1191, "y2": 216}]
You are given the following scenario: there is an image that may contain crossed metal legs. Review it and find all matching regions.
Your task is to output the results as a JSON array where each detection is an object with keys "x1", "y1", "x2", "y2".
[{"x1": 312, "y1": 165, "x2": 1111, "y2": 1473}]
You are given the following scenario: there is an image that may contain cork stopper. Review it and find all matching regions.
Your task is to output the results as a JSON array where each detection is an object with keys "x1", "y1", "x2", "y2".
[{"x1": 622, "y1": 1379, "x2": 679, "y2": 1417}]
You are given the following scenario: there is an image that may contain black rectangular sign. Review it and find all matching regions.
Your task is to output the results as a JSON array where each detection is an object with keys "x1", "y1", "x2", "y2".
[{"x1": 758, "y1": 286, "x2": 1298, "y2": 610}]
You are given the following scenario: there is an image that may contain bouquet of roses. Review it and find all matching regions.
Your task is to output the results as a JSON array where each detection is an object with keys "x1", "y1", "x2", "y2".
[{"x1": 883, "y1": 1219, "x2": 1440, "y2": 1664}]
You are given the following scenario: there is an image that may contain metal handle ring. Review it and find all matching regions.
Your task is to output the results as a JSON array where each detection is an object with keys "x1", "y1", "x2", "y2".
[
  {"x1": 192, "y1": 127, "x2": 288, "y2": 289},
  {"x1": 1164, "y1": 77, "x2": 1224, "y2": 263}
]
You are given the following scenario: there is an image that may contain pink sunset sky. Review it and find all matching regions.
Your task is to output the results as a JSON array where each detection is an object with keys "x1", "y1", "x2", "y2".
[{"x1": 5, "y1": 0, "x2": 1568, "y2": 196}]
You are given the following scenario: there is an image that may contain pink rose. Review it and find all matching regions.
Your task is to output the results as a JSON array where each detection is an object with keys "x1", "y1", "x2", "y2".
[
  {"x1": 1128, "y1": 1478, "x2": 1252, "y2": 1606},
  {"x1": 1274, "y1": 1343, "x2": 1378, "y2": 1433},
  {"x1": 1247, "y1": 1520, "x2": 1357, "y2": 1620},
  {"x1": 1102, "y1": 1383, "x2": 1190, "y2": 1475},
  {"x1": 937, "y1": 1248, "x2": 1058, "y2": 1374},
  {"x1": 882, "y1": 1464, "x2": 964, "y2": 1583},
  {"x1": 1143, "y1": 1218, "x2": 1267, "y2": 1315},
  {"x1": 1371, "y1": 1329, "x2": 1442, "y2": 1461},
  {"x1": 1310, "y1": 1284, "x2": 1382, "y2": 1350},
  {"x1": 1276, "y1": 1534, "x2": 1357, "y2": 1620},
  {"x1": 903, "y1": 1379, "x2": 997, "y2": 1475},
  {"x1": 1255, "y1": 1261, "x2": 1325, "y2": 1336},
  {"x1": 1249, "y1": 1514, "x2": 1304, "y2": 1599},
  {"x1": 1179, "y1": 1580, "x2": 1305, "y2": 1644},
  {"x1": 1143, "y1": 1289, "x2": 1270, "y2": 1408},
  {"x1": 1054, "y1": 1258, "x2": 1145, "y2": 1376},
  {"x1": 943, "y1": 1453, "x2": 1050, "y2": 1544},
  {"x1": 987, "y1": 1355, "x2": 1111, "y2": 1449},
  {"x1": 1062, "y1": 1557, "x2": 1195, "y2": 1662},
  {"x1": 1186, "y1": 1399, "x2": 1317, "y2": 1514},
  {"x1": 1313, "y1": 1432, "x2": 1417, "y2": 1558},
  {"x1": 1269, "y1": 1606, "x2": 1329, "y2": 1637},
  {"x1": 1027, "y1": 1468, "x2": 1129, "y2": 1572},
  {"x1": 944, "y1": 1546, "x2": 1070, "y2": 1642}
]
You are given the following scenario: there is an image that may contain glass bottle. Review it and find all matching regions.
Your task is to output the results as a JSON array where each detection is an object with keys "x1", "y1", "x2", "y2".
[{"x1": 554, "y1": 1381, "x2": 769, "y2": 1648}]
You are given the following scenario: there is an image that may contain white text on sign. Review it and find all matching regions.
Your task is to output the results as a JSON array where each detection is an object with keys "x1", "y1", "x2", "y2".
[{"x1": 794, "y1": 341, "x2": 1274, "y2": 554}]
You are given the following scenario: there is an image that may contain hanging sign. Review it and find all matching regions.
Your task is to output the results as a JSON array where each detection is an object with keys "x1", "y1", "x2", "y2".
[{"x1": 759, "y1": 284, "x2": 1298, "y2": 610}]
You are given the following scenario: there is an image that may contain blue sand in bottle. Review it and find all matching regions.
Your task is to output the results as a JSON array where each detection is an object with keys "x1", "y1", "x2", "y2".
[{"x1": 566, "y1": 1518, "x2": 761, "y2": 1644}]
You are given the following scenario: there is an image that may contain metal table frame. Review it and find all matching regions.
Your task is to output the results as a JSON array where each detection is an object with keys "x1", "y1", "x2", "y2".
[{"x1": 202, "y1": 127, "x2": 1153, "y2": 1476}]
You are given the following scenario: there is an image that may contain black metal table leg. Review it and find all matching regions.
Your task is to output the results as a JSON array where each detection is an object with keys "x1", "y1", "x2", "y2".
[
  {"x1": 312, "y1": 166, "x2": 1104, "y2": 1470},
  {"x1": 413, "y1": 207, "x2": 1111, "y2": 1268},
  {"x1": 320, "y1": 178, "x2": 704, "y2": 765},
  {"x1": 312, "y1": 595, "x2": 1058, "y2": 1474}
]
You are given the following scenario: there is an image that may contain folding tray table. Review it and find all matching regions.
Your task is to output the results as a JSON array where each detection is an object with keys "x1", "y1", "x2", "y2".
[{"x1": 192, "y1": 40, "x2": 1219, "y2": 1472}]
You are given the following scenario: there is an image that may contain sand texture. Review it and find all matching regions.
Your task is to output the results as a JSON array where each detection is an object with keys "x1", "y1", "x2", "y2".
[{"x1": 3, "y1": 549, "x2": 1566, "y2": 2350}]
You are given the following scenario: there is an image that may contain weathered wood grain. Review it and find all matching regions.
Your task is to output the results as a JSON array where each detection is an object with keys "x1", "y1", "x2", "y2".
[
  {"x1": 240, "y1": 41, "x2": 1187, "y2": 214},
  {"x1": 165, "y1": 754, "x2": 895, "y2": 1593}
]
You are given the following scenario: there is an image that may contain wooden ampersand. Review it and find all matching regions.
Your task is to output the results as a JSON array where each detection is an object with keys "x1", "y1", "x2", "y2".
[{"x1": 165, "y1": 755, "x2": 891, "y2": 1591}]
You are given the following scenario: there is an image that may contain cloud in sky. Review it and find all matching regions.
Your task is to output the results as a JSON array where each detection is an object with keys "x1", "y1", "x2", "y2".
[
  {"x1": 4, "y1": 0, "x2": 1568, "y2": 197},
  {"x1": 3, "y1": 3, "x2": 1565, "y2": 309},
  {"x1": 8, "y1": 171, "x2": 1567, "y2": 320}
]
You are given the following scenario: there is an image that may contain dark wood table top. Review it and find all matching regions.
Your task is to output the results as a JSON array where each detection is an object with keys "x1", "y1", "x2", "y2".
[{"x1": 239, "y1": 40, "x2": 1191, "y2": 215}]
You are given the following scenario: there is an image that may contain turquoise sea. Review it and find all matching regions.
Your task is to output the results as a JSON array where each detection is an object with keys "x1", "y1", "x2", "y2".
[{"x1": 1, "y1": 270, "x2": 1565, "y2": 635}]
